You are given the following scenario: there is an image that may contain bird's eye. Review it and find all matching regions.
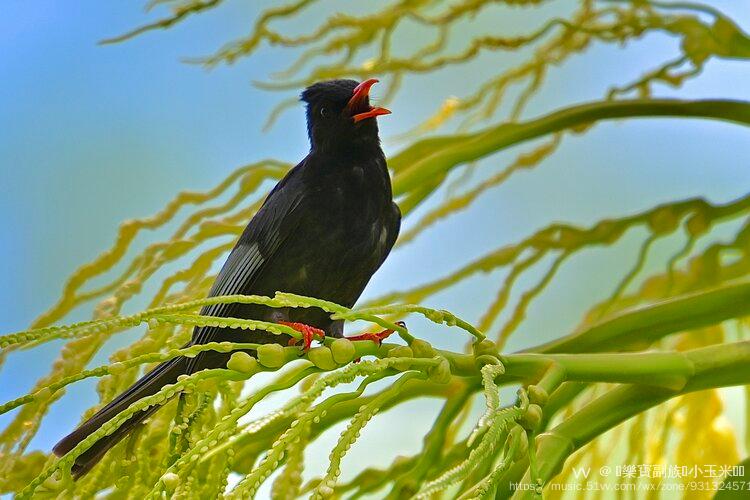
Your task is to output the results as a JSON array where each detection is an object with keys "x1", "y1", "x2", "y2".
[{"x1": 320, "y1": 107, "x2": 329, "y2": 118}]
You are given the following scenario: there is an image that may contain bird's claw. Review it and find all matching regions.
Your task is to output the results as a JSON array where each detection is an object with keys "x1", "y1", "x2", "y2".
[
  {"x1": 280, "y1": 321, "x2": 325, "y2": 351},
  {"x1": 346, "y1": 321, "x2": 406, "y2": 346}
]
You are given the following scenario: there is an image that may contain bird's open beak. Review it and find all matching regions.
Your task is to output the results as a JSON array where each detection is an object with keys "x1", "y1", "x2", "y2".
[{"x1": 346, "y1": 78, "x2": 391, "y2": 123}]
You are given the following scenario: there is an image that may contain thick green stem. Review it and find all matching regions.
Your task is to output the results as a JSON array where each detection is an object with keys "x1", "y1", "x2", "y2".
[
  {"x1": 529, "y1": 279, "x2": 750, "y2": 354},
  {"x1": 509, "y1": 342, "x2": 750, "y2": 499},
  {"x1": 502, "y1": 350, "x2": 695, "y2": 390},
  {"x1": 392, "y1": 99, "x2": 750, "y2": 197}
]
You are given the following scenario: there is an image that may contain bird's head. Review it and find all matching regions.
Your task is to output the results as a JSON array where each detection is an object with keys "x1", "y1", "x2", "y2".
[{"x1": 301, "y1": 79, "x2": 390, "y2": 153}]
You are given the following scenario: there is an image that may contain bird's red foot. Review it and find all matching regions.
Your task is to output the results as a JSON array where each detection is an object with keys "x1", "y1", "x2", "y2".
[
  {"x1": 346, "y1": 321, "x2": 406, "y2": 346},
  {"x1": 280, "y1": 321, "x2": 325, "y2": 351}
]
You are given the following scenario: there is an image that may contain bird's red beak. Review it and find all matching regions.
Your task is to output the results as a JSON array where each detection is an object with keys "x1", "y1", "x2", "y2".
[{"x1": 346, "y1": 78, "x2": 391, "y2": 123}]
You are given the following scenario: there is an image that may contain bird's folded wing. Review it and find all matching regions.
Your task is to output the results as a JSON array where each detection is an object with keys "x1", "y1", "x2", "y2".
[{"x1": 185, "y1": 162, "x2": 307, "y2": 373}]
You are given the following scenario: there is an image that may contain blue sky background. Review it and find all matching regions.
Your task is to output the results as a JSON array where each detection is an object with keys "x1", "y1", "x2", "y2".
[{"x1": 1, "y1": 0, "x2": 749, "y2": 492}]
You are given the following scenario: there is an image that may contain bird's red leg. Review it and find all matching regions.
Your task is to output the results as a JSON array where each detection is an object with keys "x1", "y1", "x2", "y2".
[
  {"x1": 279, "y1": 321, "x2": 325, "y2": 351},
  {"x1": 345, "y1": 321, "x2": 406, "y2": 346}
]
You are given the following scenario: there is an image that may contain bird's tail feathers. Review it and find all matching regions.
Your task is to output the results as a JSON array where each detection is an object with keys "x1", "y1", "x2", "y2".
[{"x1": 53, "y1": 356, "x2": 187, "y2": 478}]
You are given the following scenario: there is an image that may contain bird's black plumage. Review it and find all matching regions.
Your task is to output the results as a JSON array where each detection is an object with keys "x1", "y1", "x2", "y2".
[{"x1": 54, "y1": 79, "x2": 401, "y2": 476}]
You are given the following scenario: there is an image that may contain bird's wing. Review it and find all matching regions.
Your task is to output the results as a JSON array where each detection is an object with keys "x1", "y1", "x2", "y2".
[
  {"x1": 185, "y1": 160, "x2": 308, "y2": 373},
  {"x1": 378, "y1": 201, "x2": 402, "y2": 268}
]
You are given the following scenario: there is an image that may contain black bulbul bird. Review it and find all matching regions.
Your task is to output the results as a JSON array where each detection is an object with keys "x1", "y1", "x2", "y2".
[{"x1": 54, "y1": 78, "x2": 401, "y2": 477}]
